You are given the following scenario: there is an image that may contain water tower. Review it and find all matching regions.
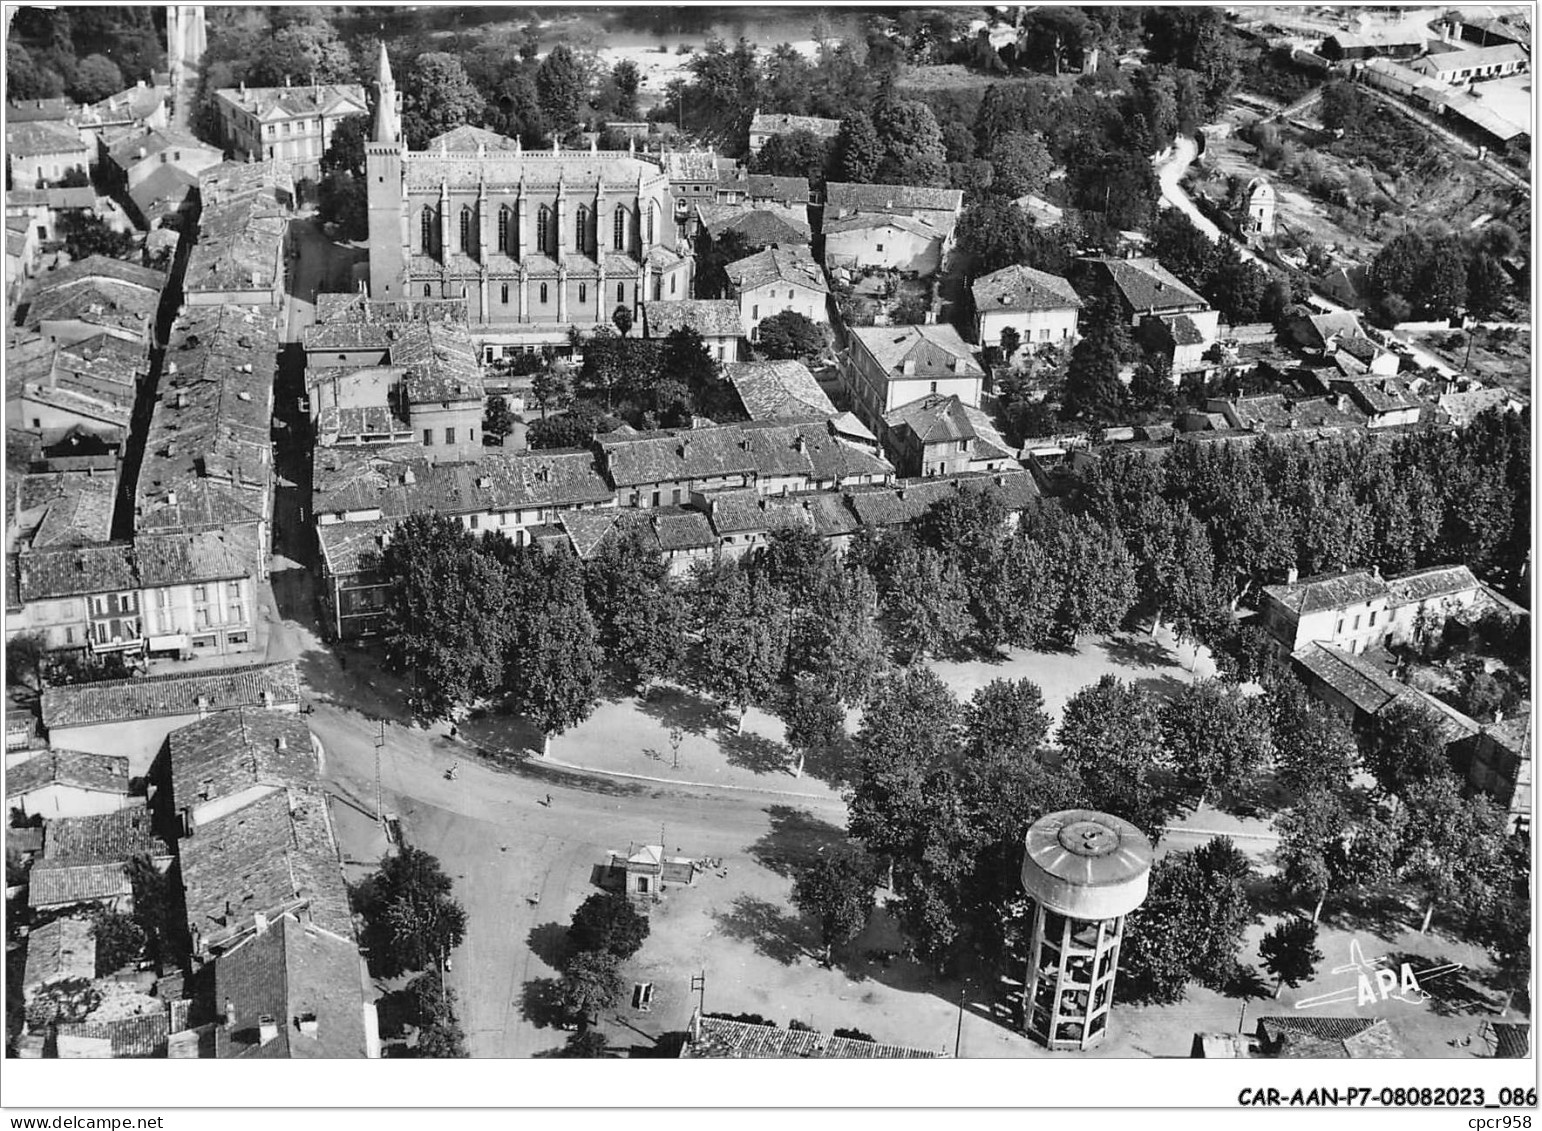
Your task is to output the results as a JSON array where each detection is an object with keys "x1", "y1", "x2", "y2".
[{"x1": 1020, "y1": 809, "x2": 1153, "y2": 1051}]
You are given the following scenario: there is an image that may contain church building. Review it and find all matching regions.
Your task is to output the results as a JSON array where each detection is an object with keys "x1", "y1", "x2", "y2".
[{"x1": 365, "y1": 47, "x2": 693, "y2": 356}]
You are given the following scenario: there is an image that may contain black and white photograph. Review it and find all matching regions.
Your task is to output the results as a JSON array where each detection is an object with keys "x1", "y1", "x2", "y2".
[{"x1": 0, "y1": 1, "x2": 1533, "y2": 1122}]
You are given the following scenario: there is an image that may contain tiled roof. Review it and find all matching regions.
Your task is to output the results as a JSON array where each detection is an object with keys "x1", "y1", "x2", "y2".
[
  {"x1": 311, "y1": 445, "x2": 614, "y2": 518},
  {"x1": 213, "y1": 83, "x2": 368, "y2": 122},
  {"x1": 5, "y1": 749, "x2": 131, "y2": 799},
  {"x1": 5, "y1": 99, "x2": 79, "y2": 124},
  {"x1": 180, "y1": 788, "x2": 353, "y2": 947},
  {"x1": 136, "y1": 304, "x2": 277, "y2": 531},
  {"x1": 42, "y1": 662, "x2": 300, "y2": 729},
  {"x1": 25, "y1": 258, "x2": 166, "y2": 338},
  {"x1": 106, "y1": 126, "x2": 220, "y2": 174},
  {"x1": 646, "y1": 506, "x2": 717, "y2": 551},
  {"x1": 213, "y1": 913, "x2": 368, "y2": 1059},
  {"x1": 1385, "y1": 564, "x2": 1479, "y2": 606},
  {"x1": 21, "y1": 919, "x2": 95, "y2": 987},
  {"x1": 971, "y1": 264, "x2": 1082, "y2": 312},
  {"x1": 22, "y1": 916, "x2": 96, "y2": 991},
  {"x1": 845, "y1": 469, "x2": 1036, "y2": 527},
  {"x1": 197, "y1": 159, "x2": 294, "y2": 208},
  {"x1": 27, "y1": 476, "x2": 117, "y2": 549},
  {"x1": 1437, "y1": 388, "x2": 1524, "y2": 426},
  {"x1": 641, "y1": 299, "x2": 744, "y2": 340},
  {"x1": 1224, "y1": 393, "x2": 1368, "y2": 433},
  {"x1": 28, "y1": 254, "x2": 166, "y2": 297},
  {"x1": 183, "y1": 180, "x2": 288, "y2": 298},
  {"x1": 1412, "y1": 43, "x2": 1529, "y2": 74},
  {"x1": 660, "y1": 149, "x2": 720, "y2": 181},
  {"x1": 6, "y1": 186, "x2": 97, "y2": 210},
  {"x1": 682, "y1": 1015, "x2": 940, "y2": 1058},
  {"x1": 17, "y1": 542, "x2": 136, "y2": 601},
  {"x1": 1255, "y1": 1015, "x2": 1401, "y2": 1059},
  {"x1": 56, "y1": 1012, "x2": 171, "y2": 1058},
  {"x1": 1492, "y1": 1022, "x2": 1530, "y2": 1058},
  {"x1": 1077, "y1": 256, "x2": 1208, "y2": 313},
  {"x1": 43, "y1": 805, "x2": 171, "y2": 864},
  {"x1": 824, "y1": 211, "x2": 946, "y2": 241},
  {"x1": 597, "y1": 426, "x2": 756, "y2": 487},
  {"x1": 400, "y1": 149, "x2": 668, "y2": 193},
  {"x1": 749, "y1": 114, "x2": 842, "y2": 139},
  {"x1": 885, "y1": 394, "x2": 976, "y2": 444},
  {"x1": 84, "y1": 82, "x2": 170, "y2": 127},
  {"x1": 424, "y1": 124, "x2": 521, "y2": 153},
  {"x1": 825, "y1": 182, "x2": 963, "y2": 219},
  {"x1": 558, "y1": 508, "x2": 628, "y2": 560},
  {"x1": 28, "y1": 860, "x2": 132, "y2": 908},
  {"x1": 1163, "y1": 313, "x2": 1206, "y2": 346},
  {"x1": 724, "y1": 245, "x2": 827, "y2": 295},
  {"x1": 316, "y1": 518, "x2": 396, "y2": 579},
  {"x1": 744, "y1": 174, "x2": 810, "y2": 204},
  {"x1": 1262, "y1": 569, "x2": 1386, "y2": 615},
  {"x1": 726, "y1": 360, "x2": 836, "y2": 420},
  {"x1": 698, "y1": 202, "x2": 810, "y2": 245},
  {"x1": 697, "y1": 489, "x2": 813, "y2": 537},
  {"x1": 1334, "y1": 377, "x2": 1418, "y2": 415},
  {"x1": 1292, "y1": 642, "x2": 1408, "y2": 717},
  {"x1": 135, "y1": 526, "x2": 262, "y2": 588},
  {"x1": 397, "y1": 322, "x2": 485, "y2": 404},
  {"x1": 848, "y1": 323, "x2": 984, "y2": 379},
  {"x1": 6, "y1": 120, "x2": 90, "y2": 157},
  {"x1": 169, "y1": 709, "x2": 317, "y2": 815},
  {"x1": 128, "y1": 163, "x2": 198, "y2": 221},
  {"x1": 792, "y1": 490, "x2": 863, "y2": 538}
]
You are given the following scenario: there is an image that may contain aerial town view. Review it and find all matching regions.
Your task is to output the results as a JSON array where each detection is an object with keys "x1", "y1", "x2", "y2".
[{"x1": 0, "y1": 2, "x2": 1533, "y2": 1076}]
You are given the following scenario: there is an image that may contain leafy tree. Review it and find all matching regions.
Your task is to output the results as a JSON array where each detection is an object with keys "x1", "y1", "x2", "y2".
[
  {"x1": 1259, "y1": 918, "x2": 1323, "y2": 997},
  {"x1": 405, "y1": 972, "x2": 468, "y2": 1057},
  {"x1": 609, "y1": 59, "x2": 640, "y2": 120},
  {"x1": 72, "y1": 53, "x2": 122, "y2": 103},
  {"x1": 126, "y1": 853, "x2": 173, "y2": 970},
  {"x1": 1398, "y1": 775, "x2": 1508, "y2": 934},
  {"x1": 779, "y1": 672, "x2": 845, "y2": 779},
  {"x1": 26, "y1": 977, "x2": 101, "y2": 1029},
  {"x1": 1274, "y1": 786, "x2": 1398, "y2": 921},
  {"x1": 1058, "y1": 675, "x2": 1172, "y2": 840},
  {"x1": 561, "y1": 950, "x2": 624, "y2": 1031},
  {"x1": 527, "y1": 402, "x2": 617, "y2": 450},
  {"x1": 681, "y1": 36, "x2": 763, "y2": 155},
  {"x1": 502, "y1": 547, "x2": 602, "y2": 757},
  {"x1": 877, "y1": 540, "x2": 972, "y2": 663},
  {"x1": 1204, "y1": 246, "x2": 1270, "y2": 325},
  {"x1": 1019, "y1": 506, "x2": 1138, "y2": 645},
  {"x1": 403, "y1": 52, "x2": 487, "y2": 150},
  {"x1": 249, "y1": 17, "x2": 355, "y2": 88},
  {"x1": 369, "y1": 846, "x2": 468, "y2": 977},
  {"x1": 1466, "y1": 253, "x2": 1509, "y2": 320},
  {"x1": 320, "y1": 116, "x2": 369, "y2": 176},
  {"x1": 872, "y1": 92, "x2": 947, "y2": 187},
  {"x1": 379, "y1": 514, "x2": 508, "y2": 721},
  {"x1": 1271, "y1": 687, "x2": 1359, "y2": 800},
  {"x1": 6, "y1": 631, "x2": 48, "y2": 692},
  {"x1": 659, "y1": 326, "x2": 736, "y2": 421},
  {"x1": 567, "y1": 892, "x2": 650, "y2": 962},
  {"x1": 963, "y1": 679, "x2": 1051, "y2": 765},
  {"x1": 834, "y1": 112, "x2": 883, "y2": 184},
  {"x1": 1017, "y1": 8, "x2": 1095, "y2": 74},
  {"x1": 955, "y1": 196, "x2": 1035, "y2": 276},
  {"x1": 694, "y1": 565, "x2": 791, "y2": 733},
  {"x1": 1161, "y1": 679, "x2": 1272, "y2": 805},
  {"x1": 793, "y1": 565, "x2": 888, "y2": 705},
  {"x1": 756, "y1": 310, "x2": 825, "y2": 364},
  {"x1": 530, "y1": 363, "x2": 572, "y2": 420},
  {"x1": 791, "y1": 846, "x2": 879, "y2": 966},
  {"x1": 753, "y1": 130, "x2": 833, "y2": 188},
  {"x1": 1364, "y1": 697, "x2": 1454, "y2": 797},
  {"x1": 1062, "y1": 292, "x2": 1133, "y2": 423},
  {"x1": 1121, "y1": 836, "x2": 1255, "y2": 1003},
  {"x1": 987, "y1": 132, "x2": 1053, "y2": 199},
  {"x1": 59, "y1": 212, "x2": 135, "y2": 258},
  {"x1": 91, "y1": 908, "x2": 145, "y2": 976},
  {"x1": 316, "y1": 170, "x2": 368, "y2": 240},
  {"x1": 7, "y1": 40, "x2": 66, "y2": 100},
  {"x1": 611, "y1": 303, "x2": 633, "y2": 337},
  {"x1": 482, "y1": 396, "x2": 517, "y2": 446}
]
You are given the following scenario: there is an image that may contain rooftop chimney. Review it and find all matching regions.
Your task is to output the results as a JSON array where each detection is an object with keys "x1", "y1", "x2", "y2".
[
  {"x1": 258, "y1": 1014, "x2": 279, "y2": 1045},
  {"x1": 275, "y1": 734, "x2": 288, "y2": 751},
  {"x1": 297, "y1": 1013, "x2": 319, "y2": 1038},
  {"x1": 1286, "y1": 566, "x2": 1299, "y2": 585},
  {"x1": 901, "y1": 359, "x2": 916, "y2": 376},
  {"x1": 224, "y1": 1000, "x2": 236, "y2": 1030},
  {"x1": 254, "y1": 909, "x2": 268, "y2": 933}
]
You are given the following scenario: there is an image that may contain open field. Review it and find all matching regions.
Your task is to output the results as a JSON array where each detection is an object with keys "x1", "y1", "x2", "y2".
[{"x1": 1409, "y1": 327, "x2": 1532, "y2": 393}]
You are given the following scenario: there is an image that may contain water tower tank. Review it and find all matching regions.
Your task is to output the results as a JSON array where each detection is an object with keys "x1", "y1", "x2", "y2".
[{"x1": 1020, "y1": 809, "x2": 1154, "y2": 1051}]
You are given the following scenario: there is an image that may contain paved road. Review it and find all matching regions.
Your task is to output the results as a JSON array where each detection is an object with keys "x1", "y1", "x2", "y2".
[{"x1": 1154, "y1": 136, "x2": 1459, "y2": 378}]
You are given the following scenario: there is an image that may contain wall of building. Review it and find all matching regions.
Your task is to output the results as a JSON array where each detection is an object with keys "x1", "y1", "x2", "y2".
[
  {"x1": 7, "y1": 395, "x2": 124, "y2": 441},
  {"x1": 977, "y1": 307, "x2": 1079, "y2": 357},
  {"x1": 410, "y1": 399, "x2": 483, "y2": 462},
  {"x1": 824, "y1": 226, "x2": 941, "y2": 275},
  {"x1": 140, "y1": 577, "x2": 256, "y2": 655},
  {"x1": 739, "y1": 281, "x2": 828, "y2": 341},
  {"x1": 9, "y1": 149, "x2": 91, "y2": 189},
  {"x1": 16, "y1": 785, "x2": 132, "y2": 821}
]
